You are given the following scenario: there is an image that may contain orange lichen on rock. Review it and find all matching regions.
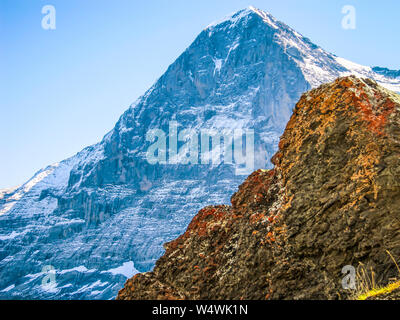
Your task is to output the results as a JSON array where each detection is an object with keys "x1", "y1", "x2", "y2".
[{"x1": 355, "y1": 90, "x2": 396, "y2": 136}]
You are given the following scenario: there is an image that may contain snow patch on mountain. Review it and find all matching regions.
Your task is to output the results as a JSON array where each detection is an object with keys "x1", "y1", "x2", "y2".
[
  {"x1": 102, "y1": 261, "x2": 138, "y2": 278},
  {"x1": 58, "y1": 266, "x2": 97, "y2": 275}
]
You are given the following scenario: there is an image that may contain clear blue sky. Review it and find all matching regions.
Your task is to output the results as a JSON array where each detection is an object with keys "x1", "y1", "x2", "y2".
[{"x1": 1, "y1": 0, "x2": 399, "y2": 188}]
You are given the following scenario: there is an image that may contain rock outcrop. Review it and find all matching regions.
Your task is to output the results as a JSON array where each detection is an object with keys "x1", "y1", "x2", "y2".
[{"x1": 117, "y1": 76, "x2": 400, "y2": 300}]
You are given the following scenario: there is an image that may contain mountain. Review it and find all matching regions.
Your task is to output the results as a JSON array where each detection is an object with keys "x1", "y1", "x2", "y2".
[
  {"x1": 117, "y1": 76, "x2": 400, "y2": 300},
  {"x1": 1, "y1": 7, "x2": 400, "y2": 300},
  {"x1": 372, "y1": 67, "x2": 400, "y2": 80}
]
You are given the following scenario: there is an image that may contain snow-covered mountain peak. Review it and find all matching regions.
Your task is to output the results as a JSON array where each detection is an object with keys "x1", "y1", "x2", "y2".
[
  {"x1": 205, "y1": 6, "x2": 276, "y2": 31},
  {"x1": 247, "y1": 6, "x2": 279, "y2": 29},
  {"x1": 203, "y1": 7, "x2": 400, "y2": 92}
]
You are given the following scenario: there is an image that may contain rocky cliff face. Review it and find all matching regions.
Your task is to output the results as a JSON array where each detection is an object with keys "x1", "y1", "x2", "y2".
[
  {"x1": 1, "y1": 7, "x2": 400, "y2": 299},
  {"x1": 117, "y1": 77, "x2": 400, "y2": 300}
]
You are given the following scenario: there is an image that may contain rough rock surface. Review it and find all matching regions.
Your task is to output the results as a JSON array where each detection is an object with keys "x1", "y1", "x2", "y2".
[{"x1": 118, "y1": 76, "x2": 400, "y2": 300}]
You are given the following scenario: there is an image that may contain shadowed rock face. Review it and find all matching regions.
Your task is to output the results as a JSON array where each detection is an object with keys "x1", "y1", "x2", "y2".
[{"x1": 117, "y1": 76, "x2": 400, "y2": 300}]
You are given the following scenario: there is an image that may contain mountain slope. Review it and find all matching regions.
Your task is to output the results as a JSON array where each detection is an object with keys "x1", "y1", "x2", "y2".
[
  {"x1": 372, "y1": 67, "x2": 400, "y2": 80},
  {"x1": 117, "y1": 76, "x2": 400, "y2": 300},
  {"x1": 1, "y1": 7, "x2": 399, "y2": 299}
]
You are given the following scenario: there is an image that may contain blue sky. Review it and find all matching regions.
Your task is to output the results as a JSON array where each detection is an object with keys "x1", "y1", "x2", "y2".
[{"x1": 1, "y1": 0, "x2": 399, "y2": 188}]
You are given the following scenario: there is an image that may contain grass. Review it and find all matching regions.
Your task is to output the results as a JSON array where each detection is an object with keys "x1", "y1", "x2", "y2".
[
  {"x1": 354, "y1": 250, "x2": 400, "y2": 300},
  {"x1": 357, "y1": 280, "x2": 400, "y2": 300}
]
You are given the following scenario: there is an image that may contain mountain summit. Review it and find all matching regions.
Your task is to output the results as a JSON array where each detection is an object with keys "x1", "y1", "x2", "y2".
[{"x1": 1, "y1": 8, "x2": 399, "y2": 299}]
